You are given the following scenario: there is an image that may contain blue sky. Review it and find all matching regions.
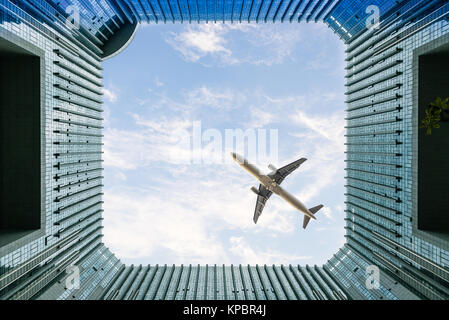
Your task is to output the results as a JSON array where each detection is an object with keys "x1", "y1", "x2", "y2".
[{"x1": 101, "y1": 22, "x2": 347, "y2": 266}]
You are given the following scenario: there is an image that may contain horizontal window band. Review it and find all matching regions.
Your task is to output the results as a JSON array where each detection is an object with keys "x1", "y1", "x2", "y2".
[
  {"x1": 57, "y1": 30, "x2": 103, "y2": 56},
  {"x1": 55, "y1": 176, "x2": 104, "y2": 191},
  {"x1": 53, "y1": 130, "x2": 104, "y2": 137},
  {"x1": 54, "y1": 217, "x2": 103, "y2": 238},
  {"x1": 345, "y1": 221, "x2": 401, "y2": 242},
  {"x1": 345, "y1": 106, "x2": 402, "y2": 120},
  {"x1": 54, "y1": 61, "x2": 102, "y2": 87},
  {"x1": 57, "y1": 214, "x2": 103, "y2": 237},
  {"x1": 345, "y1": 117, "x2": 402, "y2": 129},
  {"x1": 346, "y1": 53, "x2": 402, "y2": 78},
  {"x1": 345, "y1": 151, "x2": 402, "y2": 157},
  {"x1": 345, "y1": 22, "x2": 399, "y2": 61},
  {"x1": 55, "y1": 159, "x2": 103, "y2": 169},
  {"x1": 345, "y1": 84, "x2": 402, "y2": 104},
  {"x1": 55, "y1": 184, "x2": 103, "y2": 202},
  {"x1": 53, "y1": 118, "x2": 103, "y2": 129},
  {"x1": 53, "y1": 46, "x2": 102, "y2": 70},
  {"x1": 54, "y1": 49, "x2": 103, "y2": 76},
  {"x1": 54, "y1": 72, "x2": 103, "y2": 95},
  {"x1": 54, "y1": 106, "x2": 103, "y2": 120},
  {"x1": 54, "y1": 203, "x2": 103, "y2": 225},
  {"x1": 345, "y1": 37, "x2": 376, "y2": 62},
  {"x1": 345, "y1": 193, "x2": 401, "y2": 215},
  {"x1": 345, "y1": 211, "x2": 400, "y2": 234},
  {"x1": 345, "y1": 168, "x2": 402, "y2": 181},
  {"x1": 345, "y1": 130, "x2": 402, "y2": 137},
  {"x1": 345, "y1": 60, "x2": 403, "y2": 87},
  {"x1": 54, "y1": 168, "x2": 104, "y2": 180},
  {"x1": 54, "y1": 84, "x2": 103, "y2": 104},
  {"x1": 346, "y1": 47, "x2": 402, "y2": 72},
  {"x1": 345, "y1": 159, "x2": 402, "y2": 168},
  {"x1": 346, "y1": 95, "x2": 402, "y2": 112},
  {"x1": 54, "y1": 151, "x2": 103, "y2": 158},
  {"x1": 55, "y1": 209, "x2": 103, "y2": 230},
  {"x1": 346, "y1": 44, "x2": 402, "y2": 70},
  {"x1": 57, "y1": 33, "x2": 103, "y2": 58},
  {"x1": 345, "y1": 71, "x2": 402, "y2": 95},
  {"x1": 53, "y1": 142, "x2": 103, "y2": 146},
  {"x1": 345, "y1": 185, "x2": 402, "y2": 204},
  {"x1": 345, "y1": 202, "x2": 401, "y2": 224},
  {"x1": 54, "y1": 95, "x2": 103, "y2": 112},
  {"x1": 345, "y1": 140, "x2": 402, "y2": 146},
  {"x1": 54, "y1": 192, "x2": 104, "y2": 214},
  {"x1": 53, "y1": 33, "x2": 82, "y2": 55},
  {"x1": 78, "y1": 228, "x2": 104, "y2": 249}
]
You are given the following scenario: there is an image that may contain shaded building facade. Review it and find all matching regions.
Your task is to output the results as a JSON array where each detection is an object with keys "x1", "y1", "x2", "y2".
[{"x1": 0, "y1": 0, "x2": 448, "y2": 300}]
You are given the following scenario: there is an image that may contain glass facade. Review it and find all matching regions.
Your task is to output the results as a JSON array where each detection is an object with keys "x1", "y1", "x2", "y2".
[{"x1": 0, "y1": 0, "x2": 448, "y2": 300}]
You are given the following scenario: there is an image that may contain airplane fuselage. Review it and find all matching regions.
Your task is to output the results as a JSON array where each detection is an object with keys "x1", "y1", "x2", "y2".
[{"x1": 231, "y1": 153, "x2": 316, "y2": 220}]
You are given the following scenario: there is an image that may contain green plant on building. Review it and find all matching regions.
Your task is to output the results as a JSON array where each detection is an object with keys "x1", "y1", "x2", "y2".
[{"x1": 420, "y1": 97, "x2": 449, "y2": 135}]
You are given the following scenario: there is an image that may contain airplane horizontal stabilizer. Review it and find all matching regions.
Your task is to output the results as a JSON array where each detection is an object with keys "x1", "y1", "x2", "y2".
[{"x1": 302, "y1": 205, "x2": 323, "y2": 229}]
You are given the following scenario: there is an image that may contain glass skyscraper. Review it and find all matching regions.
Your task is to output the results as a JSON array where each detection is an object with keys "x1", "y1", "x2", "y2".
[{"x1": 1, "y1": 0, "x2": 448, "y2": 300}]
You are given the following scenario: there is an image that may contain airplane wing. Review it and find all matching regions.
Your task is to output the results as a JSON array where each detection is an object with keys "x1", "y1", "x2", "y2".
[
  {"x1": 253, "y1": 184, "x2": 273, "y2": 224},
  {"x1": 268, "y1": 158, "x2": 307, "y2": 185}
]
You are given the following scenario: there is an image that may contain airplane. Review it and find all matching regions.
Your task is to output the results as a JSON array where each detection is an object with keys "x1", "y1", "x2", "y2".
[{"x1": 231, "y1": 152, "x2": 323, "y2": 229}]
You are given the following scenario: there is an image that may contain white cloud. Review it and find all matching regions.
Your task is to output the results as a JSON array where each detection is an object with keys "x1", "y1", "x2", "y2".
[
  {"x1": 321, "y1": 207, "x2": 333, "y2": 220},
  {"x1": 103, "y1": 187, "x2": 230, "y2": 264},
  {"x1": 164, "y1": 23, "x2": 308, "y2": 66},
  {"x1": 165, "y1": 24, "x2": 235, "y2": 64},
  {"x1": 185, "y1": 86, "x2": 244, "y2": 111},
  {"x1": 154, "y1": 77, "x2": 164, "y2": 87},
  {"x1": 103, "y1": 88, "x2": 117, "y2": 102},
  {"x1": 292, "y1": 110, "x2": 345, "y2": 146},
  {"x1": 103, "y1": 116, "x2": 195, "y2": 168},
  {"x1": 249, "y1": 107, "x2": 276, "y2": 128}
]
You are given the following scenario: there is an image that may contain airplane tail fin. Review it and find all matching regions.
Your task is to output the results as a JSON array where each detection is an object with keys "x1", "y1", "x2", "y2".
[{"x1": 302, "y1": 205, "x2": 323, "y2": 229}]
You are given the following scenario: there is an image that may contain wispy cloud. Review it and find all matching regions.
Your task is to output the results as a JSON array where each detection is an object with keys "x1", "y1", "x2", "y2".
[
  {"x1": 164, "y1": 23, "x2": 307, "y2": 66},
  {"x1": 165, "y1": 24, "x2": 236, "y2": 65},
  {"x1": 154, "y1": 77, "x2": 164, "y2": 87},
  {"x1": 249, "y1": 107, "x2": 276, "y2": 128},
  {"x1": 185, "y1": 86, "x2": 244, "y2": 111},
  {"x1": 103, "y1": 87, "x2": 117, "y2": 102},
  {"x1": 103, "y1": 186, "x2": 230, "y2": 264}
]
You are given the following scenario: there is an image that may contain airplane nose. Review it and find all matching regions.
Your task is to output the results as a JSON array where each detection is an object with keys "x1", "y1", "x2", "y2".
[{"x1": 230, "y1": 152, "x2": 237, "y2": 160}]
